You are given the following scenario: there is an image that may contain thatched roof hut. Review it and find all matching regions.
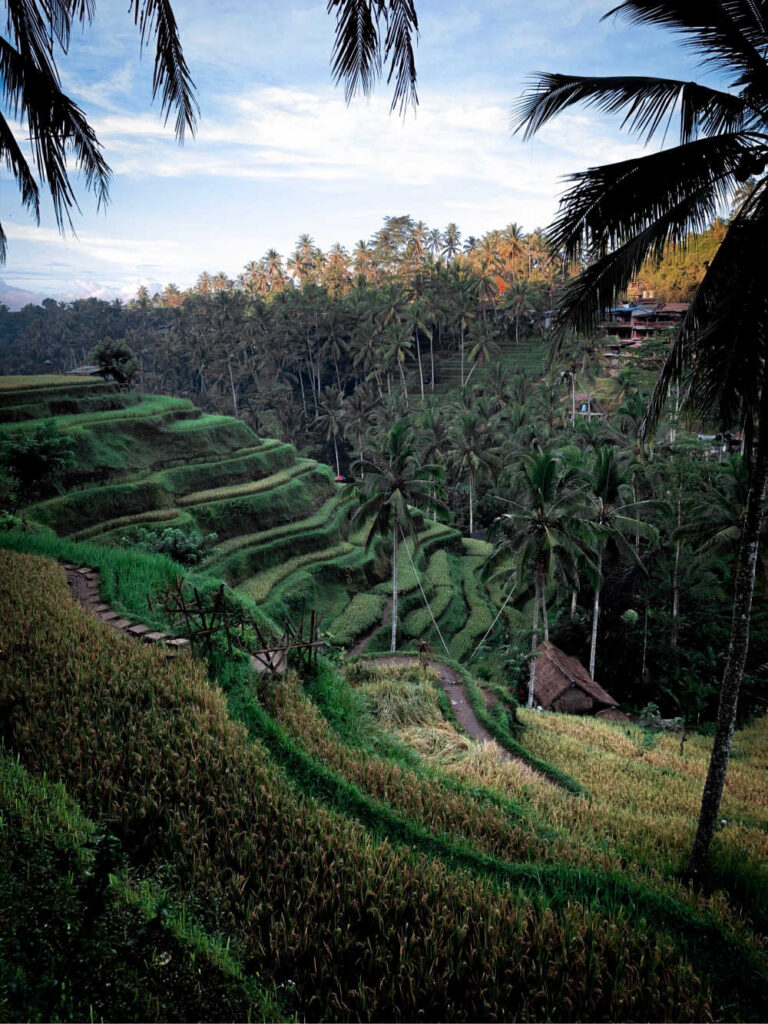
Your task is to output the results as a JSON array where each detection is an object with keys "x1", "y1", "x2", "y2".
[{"x1": 533, "y1": 641, "x2": 626, "y2": 717}]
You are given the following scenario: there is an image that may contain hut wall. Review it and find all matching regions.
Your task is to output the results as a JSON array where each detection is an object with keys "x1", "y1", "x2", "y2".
[{"x1": 552, "y1": 686, "x2": 594, "y2": 714}]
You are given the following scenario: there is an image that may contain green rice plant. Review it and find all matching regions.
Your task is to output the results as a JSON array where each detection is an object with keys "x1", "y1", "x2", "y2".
[
  {"x1": 178, "y1": 459, "x2": 321, "y2": 507},
  {"x1": 28, "y1": 478, "x2": 175, "y2": 534},
  {"x1": 160, "y1": 442, "x2": 296, "y2": 496},
  {"x1": 329, "y1": 592, "x2": 386, "y2": 646},
  {"x1": 427, "y1": 548, "x2": 452, "y2": 588},
  {"x1": 1, "y1": 549, "x2": 761, "y2": 1023},
  {"x1": 189, "y1": 470, "x2": 335, "y2": 540},
  {"x1": 0, "y1": 374, "x2": 108, "y2": 394},
  {"x1": 449, "y1": 556, "x2": 496, "y2": 662},
  {"x1": 205, "y1": 492, "x2": 352, "y2": 564},
  {"x1": 0, "y1": 752, "x2": 281, "y2": 1023},
  {"x1": 402, "y1": 584, "x2": 453, "y2": 638},
  {"x1": 71, "y1": 506, "x2": 183, "y2": 541},
  {"x1": 207, "y1": 498, "x2": 353, "y2": 584},
  {"x1": 1, "y1": 395, "x2": 195, "y2": 434},
  {"x1": 0, "y1": 527, "x2": 278, "y2": 638},
  {"x1": 238, "y1": 542, "x2": 354, "y2": 603}
]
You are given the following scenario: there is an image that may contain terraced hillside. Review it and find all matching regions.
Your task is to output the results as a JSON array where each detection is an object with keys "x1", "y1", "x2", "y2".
[
  {"x1": 1, "y1": 377, "x2": 513, "y2": 655},
  {"x1": 1, "y1": 548, "x2": 766, "y2": 1022}
]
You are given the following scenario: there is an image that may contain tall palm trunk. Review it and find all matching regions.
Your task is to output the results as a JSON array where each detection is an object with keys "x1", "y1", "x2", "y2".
[
  {"x1": 415, "y1": 332, "x2": 425, "y2": 401},
  {"x1": 589, "y1": 547, "x2": 603, "y2": 679},
  {"x1": 540, "y1": 576, "x2": 549, "y2": 643},
  {"x1": 691, "y1": 413, "x2": 768, "y2": 874},
  {"x1": 468, "y1": 474, "x2": 474, "y2": 534},
  {"x1": 390, "y1": 516, "x2": 399, "y2": 652},
  {"x1": 397, "y1": 358, "x2": 410, "y2": 411},
  {"x1": 528, "y1": 574, "x2": 540, "y2": 708},
  {"x1": 430, "y1": 332, "x2": 435, "y2": 391},
  {"x1": 333, "y1": 435, "x2": 340, "y2": 478}
]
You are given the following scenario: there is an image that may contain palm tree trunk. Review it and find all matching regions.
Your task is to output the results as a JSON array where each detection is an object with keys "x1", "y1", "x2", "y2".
[
  {"x1": 570, "y1": 588, "x2": 577, "y2": 620},
  {"x1": 390, "y1": 517, "x2": 399, "y2": 653},
  {"x1": 691, "y1": 416, "x2": 768, "y2": 875},
  {"x1": 672, "y1": 498, "x2": 682, "y2": 650},
  {"x1": 333, "y1": 435, "x2": 340, "y2": 478},
  {"x1": 460, "y1": 326, "x2": 465, "y2": 387},
  {"x1": 589, "y1": 548, "x2": 603, "y2": 679},
  {"x1": 227, "y1": 356, "x2": 238, "y2": 417},
  {"x1": 430, "y1": 332, "x2": 435, "y2": 391},
  {"x1": 541, "y1": 578, "x2": 549, "y2": 643},
  {"x1": 528, "y1": 576, "x2": 540, "y2": 708},
  {"x1": 397, "y1": 357, "x2": 410, "y2": 412},
  {"x1": 468, "y1": 474, "x2": 473, "y2": 534},
  {"x1": 415, "y1": 331, "x2": 425, "y2": 402}
]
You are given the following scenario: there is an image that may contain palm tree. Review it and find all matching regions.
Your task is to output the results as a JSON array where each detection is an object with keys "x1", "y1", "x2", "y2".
[
  {"x1": 316, "y1": 388, "x2": 346, "y2": 477},
  {"x1": 446, "y1": 410, "x2": 500, "y2": 535},
  {"x1": 441, "y1": 222, "x2": 462, "y2": 263},
  {"x1": 491, "y1": 451, "x2": 587, "y2": 706},
  {"x1": 353, "y1": 419, "x2": 442, "y2": 651},
  {"x1": 514, "y1": 0, "x2": 768, "y2": 874},
  {"x1": 582, "y1": 446, "x2": 658, "y2": 679}
]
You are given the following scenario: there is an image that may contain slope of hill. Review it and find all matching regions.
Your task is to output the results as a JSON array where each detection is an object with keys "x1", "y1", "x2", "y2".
[
  {"x1": 0, "y1": 547, "x2": 765, "y2": 1022},
  {"x1": 1, "y1": 376, "x2": 511, "y2": 656}
]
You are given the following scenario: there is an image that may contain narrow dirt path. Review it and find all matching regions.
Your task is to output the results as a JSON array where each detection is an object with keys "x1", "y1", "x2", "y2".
[
  {"x1": 368, "y1": 654, "x2": 523, "y2": 765},
  {"x1": 348, "y1": 598, "x2": 393, "y2": 655}
]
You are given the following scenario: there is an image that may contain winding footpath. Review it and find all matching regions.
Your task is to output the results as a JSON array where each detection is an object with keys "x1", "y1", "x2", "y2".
[{"x1": 347, "y1": 608, "x2": 535, "y2": 770}]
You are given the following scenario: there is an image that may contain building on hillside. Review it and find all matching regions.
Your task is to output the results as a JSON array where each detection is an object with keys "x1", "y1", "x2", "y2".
[
  {"x1": 600, "y1": 301, "x2": 688, "y2": 343},
  {"x1": 533, "y1": 641, "x2": 628, "y2": 720}
]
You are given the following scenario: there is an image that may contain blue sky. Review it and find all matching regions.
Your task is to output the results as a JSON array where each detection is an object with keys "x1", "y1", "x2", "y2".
[{"x1": 1, "y1": 0, "x2": 705, "y2": 303}]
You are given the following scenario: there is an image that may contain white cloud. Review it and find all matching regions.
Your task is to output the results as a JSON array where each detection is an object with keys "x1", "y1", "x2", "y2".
[
  {"x1": 4, "y1": 224, "x2": 185, "y2": 268},
  {"x1": 91, "y1": 85, "x2": 644, "y2": 200}
]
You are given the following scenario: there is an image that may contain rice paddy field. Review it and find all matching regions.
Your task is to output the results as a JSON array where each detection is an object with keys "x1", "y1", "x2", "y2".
[
  {"x1": 0, "y1": 378, "x2": 517, "y2": 654},
  {"x1": 2, "y1": 548, "x2": 767, "y2": 1021},
  {"x1": 2, "y1": 376, "x2": 768, "y2": 1020}
]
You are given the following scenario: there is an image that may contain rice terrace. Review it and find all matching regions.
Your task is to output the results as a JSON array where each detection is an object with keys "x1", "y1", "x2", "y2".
[{"x1": 2, "y1": 1, "x2": 768, "y2": 1022}]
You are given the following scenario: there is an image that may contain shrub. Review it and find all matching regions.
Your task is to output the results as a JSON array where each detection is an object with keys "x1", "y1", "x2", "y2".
[{"x1": 124, "y1": 524, "x2": 218, "y2": 565}]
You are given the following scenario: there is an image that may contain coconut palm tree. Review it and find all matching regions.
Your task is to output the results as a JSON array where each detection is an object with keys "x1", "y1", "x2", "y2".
[
  {"x1": 490, "y1": 450, "x2": 588, "y2": 706},
  {"x1": 446, "y1": 410, "x2": 500, "y2": 535},
  {"x1": 441, "y1": 222, "x2": 462, "y2": 263},
  {"x1": 353, "y1": 419, "x2": 442, "y2": 651},
  {"x1": 514, "y1": 0, "x2": 768, "y2": 874},
  {"x1": 582, "y1": 446, "x2": 658, "y2": 679}
]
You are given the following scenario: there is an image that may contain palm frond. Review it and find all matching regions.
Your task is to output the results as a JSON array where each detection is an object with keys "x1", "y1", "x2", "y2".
[
  {"x1": 604, "y1": 2, "x2": 768, "y2": 94},
  {"x1": 328, "y1": 0, "x2": 418, "y2": 112},
  {"x1": 130, "y1": 0, "x2": 199, "y2": 141},
  {"x1": 514, "y1": 73, "x2": 748, "y2": 145},
  {"x1": 551, "y1": 132, "x2": 761, "y2": 258},
  {"x1": 644, "y1": 181, "x2": 768, "y2": 436},
  {"x1": 328, "y1": 0, "x2": 381, "y2": 103},
  {"x1": 382, "y1": 0, "x2": 418, "y2": 113},
  {"x1": 0, "y1": 108, "x2": 40, "y2": 219},
  {"x1": 0, "y1": 37, "x2": 111, "y2": 239}
]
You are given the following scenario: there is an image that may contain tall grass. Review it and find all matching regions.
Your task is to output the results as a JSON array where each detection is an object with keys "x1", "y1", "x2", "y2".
[{"x1": 4, "y1": 548, "x2": 753, "y2": 1022}]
